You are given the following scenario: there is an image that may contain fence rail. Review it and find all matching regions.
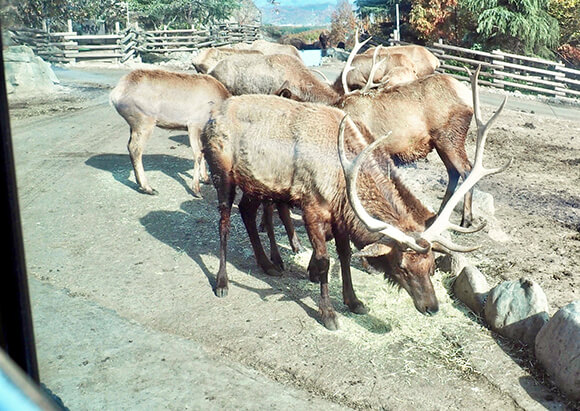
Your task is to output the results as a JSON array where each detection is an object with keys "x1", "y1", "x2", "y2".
[
  {"x1": 420, "y1": 40, "x2": 580, "y2": 102},
  {"x1": 8, "y1": 23, "x2": 261, "y2": 64}
]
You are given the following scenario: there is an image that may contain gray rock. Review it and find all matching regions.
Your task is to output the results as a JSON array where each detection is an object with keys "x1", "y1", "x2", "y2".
[
  {"x1": 454, "y1": 189, "x2": 495, "y2": 218},
  {"x1": 535, "y1": 300, "x2": 580, "y2": 401},
  {"x1": 3, "y1": 45, "x2": 58, "y2": 93},
  {"x1": 436, "y1": 253, "x2": 468, "y2": 276},
  {"x1": 452, "y1": 265, "x2": 490, "y2": 315},
  {"x1": 484, "y1": 278, "x2": 550, "y2": 346}
]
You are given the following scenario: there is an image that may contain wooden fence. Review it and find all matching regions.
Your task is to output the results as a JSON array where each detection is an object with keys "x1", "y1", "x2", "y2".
[
  {"x1": 418, "y1": 40, "x2": 580, "y2": 102},
  {"x1": 8, "y1": 23, "x2": 261, "y2": 64}
]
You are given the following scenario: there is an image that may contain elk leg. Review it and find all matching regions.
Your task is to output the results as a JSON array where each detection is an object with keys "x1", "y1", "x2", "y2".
[
  {"x1": 186, "y1": 123, "x2": 206, "y2": 198},
  {"x1": 434, "y1": 110, "x2": 474, "y2": 227},
  {"x1": 333, "y1": 225, "x2": 367, "y2": 314},
  {"x1": 437, "y1": 147, "x2": 474, "y2": 227},
  {"x1": 127, "y1": 117, "x2": 157, "y2": 195},
  {"x1": 239, "y1": 195, "x2": 282, "y2": 277},
  {"x1": 214, "y1": 176, "x2": 236, "y2": 298},
  {"x1": 260, "y1": 201, "x2": 284, "y2": 271},
  {"x1": 276, "y1": 203, "x2": 303, "y2": 253},
  {"x1": 303, "y1": 206, "x2": 338, "y2": 330}
]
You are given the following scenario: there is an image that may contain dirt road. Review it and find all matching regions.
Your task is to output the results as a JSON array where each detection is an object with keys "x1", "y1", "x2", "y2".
[{"x1": 7, "y1": 62, "x2": 580, "y2": 409}]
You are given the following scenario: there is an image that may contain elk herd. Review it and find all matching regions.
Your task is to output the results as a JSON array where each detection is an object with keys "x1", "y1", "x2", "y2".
[{"x1": 110, "y1": 32, "x2": 508, "y2": 330}]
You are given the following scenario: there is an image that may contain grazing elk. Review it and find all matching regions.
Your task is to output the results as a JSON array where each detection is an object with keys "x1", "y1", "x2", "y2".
[
  {"x1": 192, "y1": 47, "x2": 263, "y2": 74},
  {"x1": 110, "y1": 69, "x2": 230, "y2": 197},
  {"x1": 276, "y1": 37, "x2": 478, "y2": 227},
  {"x1": 201, "y1": 66, "x2": 508, "y2": 330}
]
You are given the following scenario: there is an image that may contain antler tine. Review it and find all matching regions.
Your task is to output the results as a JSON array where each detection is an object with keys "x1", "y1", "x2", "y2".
[
  {"x1": 310, "y1": 68, "x2": 330, "y2": 84},
  {"x1": 337, "y1": 115, "x2": 429, "y2": 253},
  {"x1": 421, "y1": 64, "x2": 510, "y2": 252},
  {"x1": 360, "y1": 45, "x2": 387, "y2": 93},
  {"x1": 342, "y1": 29, "x2": 372, "y2": 95}
]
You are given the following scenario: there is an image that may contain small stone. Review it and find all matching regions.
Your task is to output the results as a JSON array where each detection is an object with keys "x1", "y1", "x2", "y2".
[
  {"x1": 453, "y1": 189, "x2": 495, "y2": 218},
  {"x1": 535, "y1": 300, "x2": 580, "y2": 401},
  {"x1": 484, "y1": 278, "x2": 550, "y2": 346},
  {"x1": 452, "y1": 265, "x2": 490, "y2": 315},
  {"x1": 436, "y1": 253, "x2": 468, "y2": 276}
]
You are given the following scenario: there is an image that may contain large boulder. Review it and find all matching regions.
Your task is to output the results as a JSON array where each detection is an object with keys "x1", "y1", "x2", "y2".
[
  {"x1": 3, "y1": 45, "x2": 59, "y2": 94},
  {"x1": 535, "y1": 301, "x2": 580, "y2": 401},
  {"x1": 483, "y1": 278, "x2": 550, "y2": 346}
]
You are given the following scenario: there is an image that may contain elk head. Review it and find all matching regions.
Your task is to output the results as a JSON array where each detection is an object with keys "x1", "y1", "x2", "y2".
[{"x1": 337, "y1": 65, "x2": 510, "y2": 315}]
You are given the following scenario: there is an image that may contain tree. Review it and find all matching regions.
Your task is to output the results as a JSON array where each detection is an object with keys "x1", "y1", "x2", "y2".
[
  {"x1": 409, "y1": 0, "x2": 462, "y2": 43},
  {"x1": 463, "y1": 0, "x2": 559, "y2": 57},
  {"x1": 548, "y1": 0, "x2": 580, "y2": 45},
  {"x1": 356, "y1": 0, "x2": 412, "y2": 20},
  {"x1": 1, "y1": 0, "x2": 128, "y2": 32},
  {"x1": 129, "y1": 0, "x2": 241, "y2": 29},
  {"x1": 330, "y1": 0, "x2": 358, "y2": 48},
  {"x1": 1, "y1": 0, "x2": 69, "y2": 30}
]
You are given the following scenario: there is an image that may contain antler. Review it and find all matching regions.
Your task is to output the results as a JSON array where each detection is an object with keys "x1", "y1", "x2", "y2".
[
  {"x1": 337, "y1": 65, "x2": 509, "y2": 254},
  {"x1": 341, "y1": 30, "x2": 372, "y2": 95},
  {"x1": 360, "y1": 45, "x2": 388, "y2": 93},
  {"x1": 420, "y1": 65, "x2": 511, "y2": 252},
  {"x1": 310, "y1": 68, "x2": 331, "y2": 84},
  {"x1": 337, "y1": 115, "x2": 429, "y2": 253}
]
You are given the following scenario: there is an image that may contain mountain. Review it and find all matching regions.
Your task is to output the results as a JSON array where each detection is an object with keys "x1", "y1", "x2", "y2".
[{"x1": 253, "y1": 0, "x2": 338, "y2": 26}]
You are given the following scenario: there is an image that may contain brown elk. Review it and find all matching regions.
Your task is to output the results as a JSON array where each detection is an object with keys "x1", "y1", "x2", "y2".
[
  {"x1": 208, "y1": 53, "x2": 339, "y2": 104},
  {"x1": 277, "y1": 58, "x2": 478, "y2": 227},
  {"x1": 110, "y1": 69, "x2": 230, "y2": 197},
  {"x1": 192, "y1": 47, "x2": 263, "y2": 74},
  {"x1": 332, "y1": 45, "x2": 419, "y2": 93},
  {"x1": 201, "y1": 66, "x2": 508, "y2": 330},
  {"x1": 364, "y1": 44, "x2": 440, "y2": 77},
  {"x1": 248, "y1": 39, "x2": 302, "y2": 59}
]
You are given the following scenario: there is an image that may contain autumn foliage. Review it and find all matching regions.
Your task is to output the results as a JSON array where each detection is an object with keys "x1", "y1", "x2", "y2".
[{"x1": 330, "y1": 0, "x2": 358, "y2": 48}]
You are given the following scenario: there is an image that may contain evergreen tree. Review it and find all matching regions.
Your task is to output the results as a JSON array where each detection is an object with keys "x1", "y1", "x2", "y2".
[{"x1": 463, "y1": 0, "x2": 559, "y2": 57}]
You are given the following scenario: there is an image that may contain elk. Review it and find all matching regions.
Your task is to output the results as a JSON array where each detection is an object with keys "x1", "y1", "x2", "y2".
[
  {"x1": 110, "y1": 69, "x2": 230, "y2": 197},
  {"x1": 332, "y1": 47, "x2": 418, "y2": 93},
  {"x1": 192, "y1": 47, "x2": 263, "y2": 74},
  {"x1": 276, "y1": 35, "x2": 478, "y2": 227},
  {"x1": 248, "y1": 39, "x2": 302, "y2": 59},
  {"x1": 364, "y1": 44, "x2": 440, "y2": 77},
  {"x1": 208, "y1": 53, "x2": 340, "y2": 104},
  {"x1": 201, "y1": 66, "x2": 508, "y2": 330}
]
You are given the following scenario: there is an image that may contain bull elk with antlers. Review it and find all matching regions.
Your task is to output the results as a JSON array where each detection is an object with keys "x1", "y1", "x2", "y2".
[
  {"x1": 277, "y1": 33, "x2": 478, "y2": 227},
  {"x1": 201, "y1": 66, "x2": 508, "y2": 330}
]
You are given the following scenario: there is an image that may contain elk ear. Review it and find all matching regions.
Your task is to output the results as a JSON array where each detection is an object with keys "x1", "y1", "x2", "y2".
[
  {"x1": 353, "y1": 243, "x2": 394, "y2": 258},
  {"x1": 280, "y1": 88, "x2": 293, "y2": 99}
]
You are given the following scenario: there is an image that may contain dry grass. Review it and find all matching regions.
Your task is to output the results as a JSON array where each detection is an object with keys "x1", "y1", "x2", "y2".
[{"x1": 287, "y1": 245, "x2": 491, "y2": 381}]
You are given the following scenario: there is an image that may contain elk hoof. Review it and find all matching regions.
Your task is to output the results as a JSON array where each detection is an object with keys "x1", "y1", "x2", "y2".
[
  {"x1": 271, "y1": 256, "x2": 284, "y2": 271},
  {"x1": 321, "y1": 311, "x2": 339, "y2": 331},
  {"x1": 139, "y1": 186, "x2": 158, "y2": 195},
  {"x1": 348, "y1": 300, "x2": 368, "y2": 315},
  {"x1": 265, "y1": 267, "x2": 283, "y2": 277},
  {"x1": 191, "y1": 186, "x2": 203, "y2": 198},
  {"x1": 460, "y1": 216, "x2": 473, "y2": 228},
  {"x1": 215, "y1": 286, "x2": 228, "y2": 298},
  {"x1": 290, "y1": 239, "x2": 303, "y2": 254}
]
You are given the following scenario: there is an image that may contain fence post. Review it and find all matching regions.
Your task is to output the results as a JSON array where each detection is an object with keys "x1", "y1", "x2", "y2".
[{"x1": 67, "y1": 19, "x2": 73, "y2": 33}]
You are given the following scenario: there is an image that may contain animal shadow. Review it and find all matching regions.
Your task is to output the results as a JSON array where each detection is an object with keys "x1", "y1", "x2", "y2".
[
  {"x1": 85, "y1": 152, "x2": 195, "y2": 195},
  {"x1": 139, "y1": 198, "x2": 391, "y2": 333}
]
